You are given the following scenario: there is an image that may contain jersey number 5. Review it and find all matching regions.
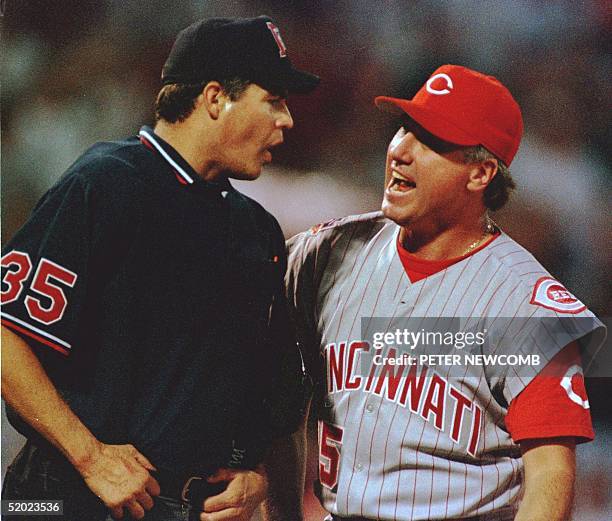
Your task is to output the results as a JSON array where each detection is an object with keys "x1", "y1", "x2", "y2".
[
  {"x1": 319, "y1": 420, "x2": 344, "y2": 490},
  {"x1": 1, "y1": 251, "x2": 77, "y2": 325}
]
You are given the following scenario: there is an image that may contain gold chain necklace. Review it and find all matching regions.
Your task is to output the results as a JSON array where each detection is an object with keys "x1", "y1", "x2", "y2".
[{"x1": 461, "y1": 217, "x2": 497, "y2": 256}]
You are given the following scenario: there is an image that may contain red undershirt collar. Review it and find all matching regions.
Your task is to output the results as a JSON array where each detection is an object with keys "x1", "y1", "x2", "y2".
[{"x1": 397, "y1": 232, "x2": 500, "y2": 283}]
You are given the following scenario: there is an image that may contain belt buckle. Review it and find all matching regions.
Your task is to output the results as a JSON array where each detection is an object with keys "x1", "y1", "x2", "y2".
[{"x1": 181, "y1": 476, "x2": 203, "y2": 503}]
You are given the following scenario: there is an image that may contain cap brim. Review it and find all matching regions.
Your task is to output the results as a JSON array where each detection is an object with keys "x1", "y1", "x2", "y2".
[
  {"x1": 374, "y1": 96, "x2": 479, "y2": 146},
  {"x1": 252, "y1": 64, "x2": 320, "y2": 95},
  {"x1": 283, "y1": 67, "x2": 320, "y2": 94}
]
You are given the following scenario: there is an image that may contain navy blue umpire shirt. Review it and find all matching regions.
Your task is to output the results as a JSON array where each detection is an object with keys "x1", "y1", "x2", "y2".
[{"x1": 1, "y1": 126, "x2": 304, "y2": 475}]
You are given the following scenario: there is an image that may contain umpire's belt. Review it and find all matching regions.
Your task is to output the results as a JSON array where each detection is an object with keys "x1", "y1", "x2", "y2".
[{"x1": 152, "y1": 468, "x2": 225, "y2": 507}]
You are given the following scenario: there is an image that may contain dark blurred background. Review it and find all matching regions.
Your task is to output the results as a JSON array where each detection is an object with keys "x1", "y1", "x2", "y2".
[{"x1": 1, "y1": 1, "x2": 610, "y2": 519}]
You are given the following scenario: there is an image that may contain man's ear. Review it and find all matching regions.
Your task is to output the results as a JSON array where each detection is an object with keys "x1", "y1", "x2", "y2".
[
  {"x1": 466, "y1": 158, "x2": 498, "y2": 193},
  {"x1": 201, "y1": 81, "x2": 226, "y2": 120}
]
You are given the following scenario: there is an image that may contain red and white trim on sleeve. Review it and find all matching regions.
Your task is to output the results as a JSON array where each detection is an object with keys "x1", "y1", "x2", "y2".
[
  {"x1": 1, "y1": 312, "x2": 71, "y2": 356},
  {"x1": 505, "y1": 342, "x2": 594, "y2": 443}
]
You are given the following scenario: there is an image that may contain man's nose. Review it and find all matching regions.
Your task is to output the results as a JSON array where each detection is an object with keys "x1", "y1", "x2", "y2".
[
  {"x1": 390, "y1": 131, "x2": 416, "y2": 164},
  {"x1": 276, "y1": 101, "x2": 294, "y2": 129}
]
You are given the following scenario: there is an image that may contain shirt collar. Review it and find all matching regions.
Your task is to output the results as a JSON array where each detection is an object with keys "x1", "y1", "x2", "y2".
[{"x1": 138, "y1": 125, "x2": 232, "y2": 195}]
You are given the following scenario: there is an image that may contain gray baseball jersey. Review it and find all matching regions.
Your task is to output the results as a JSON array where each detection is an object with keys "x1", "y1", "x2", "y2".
[{"x1": 286, "y1": 211, "x2": 605, "y2": 520}]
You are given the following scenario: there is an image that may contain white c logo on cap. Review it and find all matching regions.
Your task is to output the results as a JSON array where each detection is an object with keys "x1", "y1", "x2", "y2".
[{"x1": 426, "y1": 73, "x2": 453, "y2": 95}]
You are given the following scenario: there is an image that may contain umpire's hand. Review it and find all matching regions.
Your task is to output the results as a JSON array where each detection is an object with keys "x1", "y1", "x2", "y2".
[
  {"x1": 76, "y1": 442, "x2": 160, "y2": 519},
  {"x1": 201, "y1": 465, "x2": 268, "y2": 521}
]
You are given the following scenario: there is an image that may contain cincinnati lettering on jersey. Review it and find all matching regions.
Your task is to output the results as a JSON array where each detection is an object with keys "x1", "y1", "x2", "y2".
[{"x1": 324, "y1": 340, "x2": 482, "y2": 456}]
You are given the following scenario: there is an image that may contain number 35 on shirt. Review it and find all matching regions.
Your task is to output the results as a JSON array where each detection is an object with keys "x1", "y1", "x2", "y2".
[
  {"x1": 1, "y1": 250, "x2": 77, "y2": 328},
  {"x1": 319, "y1": 420, "x2": 344, "y2": 490}
]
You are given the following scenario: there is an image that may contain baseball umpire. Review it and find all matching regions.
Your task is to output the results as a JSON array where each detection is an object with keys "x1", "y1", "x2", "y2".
[
  {"x1": 273, "y1": 65, "x2": 605, "y2": 520},
  {"x1": 1, "y1": 16, "x2": 318, "y2": 521}
]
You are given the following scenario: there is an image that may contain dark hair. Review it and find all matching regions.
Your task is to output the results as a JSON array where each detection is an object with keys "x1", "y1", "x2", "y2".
[
  {"x1": 155, "y1": 77, "x2": 250, "y2": 123},
  {"x1": 462, "y1": 145, "x2": 515, "y2": 211}
]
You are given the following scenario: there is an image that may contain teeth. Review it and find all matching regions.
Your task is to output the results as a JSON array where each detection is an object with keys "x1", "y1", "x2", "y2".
[
  {"x1": 391, "y1": 171, "x2": 416, "y2": 191},
  {"x1": 392, "y1": 171, "x2": 411, "y2": 182}
]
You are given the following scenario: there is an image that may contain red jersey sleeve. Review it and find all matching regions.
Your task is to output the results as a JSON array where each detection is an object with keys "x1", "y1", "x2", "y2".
[{"x1": 505, "y1": 342, "x2": 594, "y2": 444}]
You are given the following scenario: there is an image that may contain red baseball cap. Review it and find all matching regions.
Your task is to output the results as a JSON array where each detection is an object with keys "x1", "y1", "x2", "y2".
[{"x1": 375, "y1": 65, "x2": 523, "y2": 165}]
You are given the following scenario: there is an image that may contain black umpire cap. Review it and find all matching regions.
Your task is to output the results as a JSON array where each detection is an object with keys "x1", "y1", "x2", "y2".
[{"x1": 162, "y1": 15, "x2": 320, "y2": 94}]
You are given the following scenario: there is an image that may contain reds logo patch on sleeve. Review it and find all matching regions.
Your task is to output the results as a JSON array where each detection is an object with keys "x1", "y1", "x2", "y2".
[{"x1": 530, "y1": 276, "x2": 586, "y2": 314}]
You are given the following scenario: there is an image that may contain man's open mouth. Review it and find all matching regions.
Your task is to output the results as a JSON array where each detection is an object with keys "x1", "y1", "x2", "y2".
[{"x1": 390, "y1": 171, "x2": 416, "y2": 192}]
